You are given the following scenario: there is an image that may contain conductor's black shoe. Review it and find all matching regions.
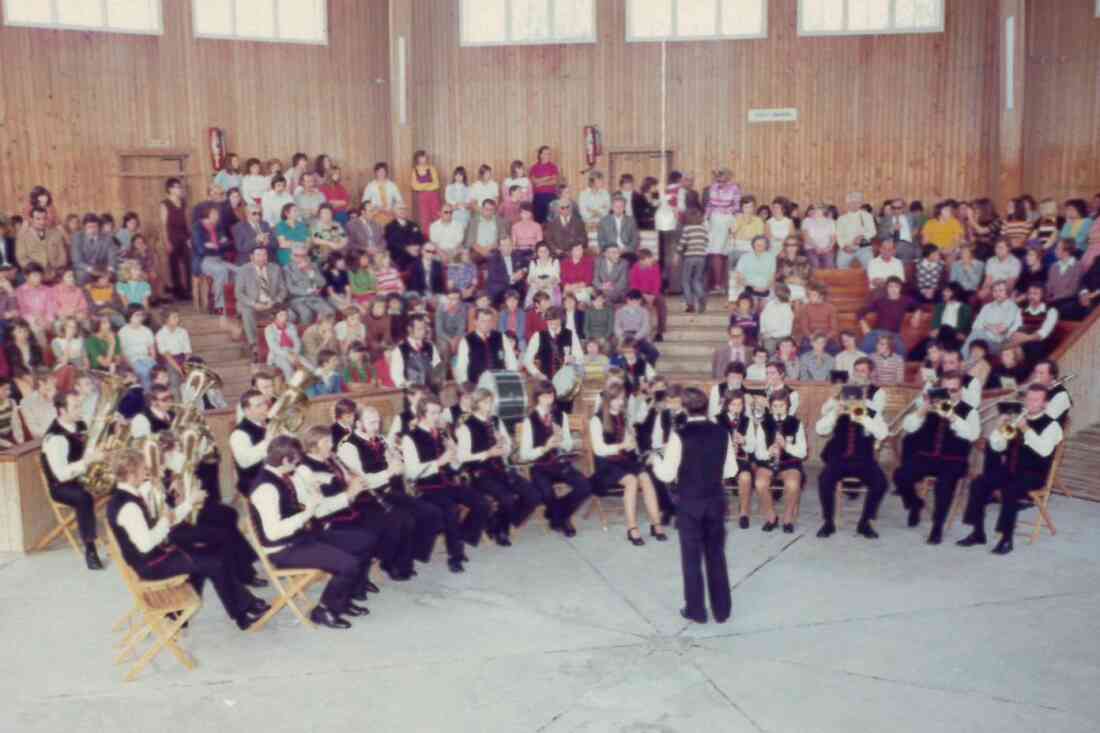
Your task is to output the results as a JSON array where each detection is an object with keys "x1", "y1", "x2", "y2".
[
  {"x1": 448, "y1": 557, "x2": 465, "y2": 573},
  {"x1": 816, "y1": 521, "x2": 836, "y2": 538},
  {"x1": 494, "y1": 530, "x2": 512, "y2": 547},
  {"x1": 561, "y1": 520, "x2": 577, "y2": 538},
  {"x1": 714, "y1": 614, "x2": 730, "y2": 624},
  {"x1": 761, "y1": 518, "x2": 779, "y2": 533},
  {"x1": 345, "y1": 602, "x2": 370, "y2": 617},
  {"x1": 680, "y1": 608, "x2": 708, "y2": 624},
  {"x1": 245, "y1": 576, "x2": 269, "y2": 588},
  {"x1": 650, "y1": 526, "x2": 668, "y2": 542},
  {"x1": 907, "y1": 504, "x2": 923, "y2": 528},
  {"x1": 782, "y1": 523, "x2": 795, "y2": 534},
  {"x1": 856, "y1": 521, "x2": 879, "y2": 539},
  {"x1": 85, "y1": 543, "x2": 104, "y2": 570},
  {"x1": 310, "y1": 606, "x2": 352, "y2": 629},
  {"x1": 738, "y1": 516, "x2": 750, "y2": 530},
  {"x1": 363, "y1": 580, "x2": 381, "y2": 594},
  {"x1": 992, "y1": 536, "x2": 1014, "y2": 555},
  {"x1": 351, "y1": 586, "x2": 370, "y2": 602},
  {"x1": 926, "y1": 526, "x2": 943, "y2": 545},
  {"x1": 956, "y1": 531, "x2": 986, "y2": 547}
]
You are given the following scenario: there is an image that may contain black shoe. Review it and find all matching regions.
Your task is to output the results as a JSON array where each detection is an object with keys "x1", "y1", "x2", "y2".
[
  {"x1": 761, "y1": 518, "x2": 779, "y2": 533},
  {"x1": 816, "y1": 522, "x2": 836, "y2": 538},
  {"x1": 363, "y1": 580, "x2": 380, "y2": 594},
  {"x1": 713, "y1": 614, "x2": 729, "y2": 624},
  {"x1": 310, "y1": 606, "x2": 351, "y2": 629},
  {"x1": 351, "y1": 586, "x2": 370, "y2": 602},
  {"x1": 907, "y1": 504, "x2": 923, "y2": 528},
  {"x1": 345, "y1": 602, "x2": 371, "y2": 617},
  {"x1": 494, "y1": 530, "x2": 512, "y2": 547},
  {"x1": 856, "y1": 521, "x2": 879, "y2": 539},
  {"x1": 650, "y1": 525, "x2": 668, "y2": 542},
  {"x1": 654, "y1": 333, "x2": 664, "y2": 343},
  {"x1": 992, "y1": 536, "x2": 1014, "y2": 555},
  {"x1": 926, "y1": 526, "x2": 943, "y2": 545},
  {"x1": 738, "y1": 516, "x2": 750, "y2": 530},
  {"x1": 660, "y1": 511, "x2": 673, "y2": 527},
  {"x1": 245, "y1": 576, "x2": 269, "y2": 589},
  {"x1": 236, "y1": 608, "x2": 264, "y2": 631},
  {"x1": 680, "y1": 607, "x2": 707, "y2": 624},
  {"x1": 956, "y1": 531, "x2": 986, "y2": 547},
  {"x1": 782, "y1": 523, "x2": 794, "y2": 534},
  {"x1": 448, "y1": 557, "x2": 465, "y2": 573},
  {"x1": 85, "y1": 543, "x2": 104, "y2": 570},
  {"x1": 561, "y1": 520, "x2": 577, "y2": 538},
  {"x1": 627, "y1": 527, "x2": 645, "y2": 546},
  {"x1": 246, "y1": 596, "x2": 270, "y2": 615}
]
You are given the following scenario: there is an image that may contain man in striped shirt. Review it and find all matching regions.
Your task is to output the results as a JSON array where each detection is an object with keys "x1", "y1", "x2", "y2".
[{"x1": 677, "y1": 208, "x2": 709, "y2": 313}]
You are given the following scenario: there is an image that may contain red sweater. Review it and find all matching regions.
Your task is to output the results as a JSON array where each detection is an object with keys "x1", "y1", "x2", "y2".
[
  {"x1": 629, "y1": 262, "x2": 662, "y2": 295},
  {"x1": 560, "y1": 255, "x2": 595, "y2": 287}
]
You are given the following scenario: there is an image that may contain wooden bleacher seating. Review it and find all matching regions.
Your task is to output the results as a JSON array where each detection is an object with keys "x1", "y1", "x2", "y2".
[
  {"x1": 814, "y1": 269, "x2": 870, "y2": 333},
  {"x1": 242, "y1": 511, "x2": 330, "y2": 631},
  {"x1": 104, "y1": 524, "x2": 201, "y2": 682}
]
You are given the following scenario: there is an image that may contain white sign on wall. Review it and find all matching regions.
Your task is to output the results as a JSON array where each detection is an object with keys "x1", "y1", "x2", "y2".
[{"x1": 748, "y1": 108, "x2": 799, "y2": 123}]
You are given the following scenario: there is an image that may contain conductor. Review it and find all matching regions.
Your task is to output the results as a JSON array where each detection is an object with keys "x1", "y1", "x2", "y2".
[{"x1": 650, "y1": 387, "x2": 736, "y2": 624}]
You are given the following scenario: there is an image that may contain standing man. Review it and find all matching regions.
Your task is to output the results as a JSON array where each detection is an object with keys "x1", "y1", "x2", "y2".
[
  {"x1": 389, "y1": 314, "x2": 442, "y2": 390},
  {"x1": 650, "y1": 387, "x2": 735, "y2": 624},
  {"x1": 455, "y1": 307, "x2": 519, "y2": 385}
]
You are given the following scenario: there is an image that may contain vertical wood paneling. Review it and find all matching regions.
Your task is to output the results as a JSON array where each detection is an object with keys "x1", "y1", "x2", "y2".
[
  {"x1": 1023, "y1": 0, "x2": 1100, "y2": 202},
  {"x1": 0, "y1": 0, "x2": 391, "y2": 217},
  {"x1": 411, "y1": 0, "x2": 998, "y2": 208}
]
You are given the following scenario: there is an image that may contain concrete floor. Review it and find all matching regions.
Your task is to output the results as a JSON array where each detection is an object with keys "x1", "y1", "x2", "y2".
[{"x1": 5, "y1": 472, "x2": 1100, "y2": 733}]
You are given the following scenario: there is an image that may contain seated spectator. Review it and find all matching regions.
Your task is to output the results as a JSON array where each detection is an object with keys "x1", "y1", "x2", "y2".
[
  {"x1": 71, "y1": 213, "x2": 119, "y2": 284},
  {"x1": 274, "y1": 201, "x2": 310, "y2": 267},
  {"x1": 406, "y1": 242, "x2": 447, "y2": 302},
  {"x1": 711, "y1": 325, "x2": 750, "y2": 379},
  {"x1": 497, "y1": 289, "x2": 528, "y2": 352},
  {"x1": 1007, "y1": 283, "x2": 1058, "y2": 365},
  {"x1": 118, "y1": 306, "x2": 157, "y2": 391},
  {"x1": 446, "y1": 249, "x2": 478, "y2": 302},
  {"x1": 594, "y1": 244, "x2": 630, "y2": 304},
  {"x1": 1060, "y1": 246, "x2": 1100, "y2": 320},
  {"x1": 730, "y1": 235, "x2": 776, "y2": 303},
  {"x1": 371, "y1": 342, "x2": 396, "y2": 388},
  {"x1": 963, "y1": 280, "x2": 1021, "y2": 358},
  {"x1": 18, "y1": 373, "x2": 56, "y2": 439},
  {"x1": 235, "y1": 246, "x2": 289, "y2": 358},
  {"x1": 727, "y1": 294, "x2": 759, "y2": 345},
  {"x1": 966, "y1": 339, "x2": 993, "y2": 390},
  {"x1": 155, "y1": 309, "x2": 191, "y2": 388},
  {"x1": 870, "y1": 336, "x2": 905, "y2": 386},
  {"x1": 510, "y1": 203, "x2": 543, "y2": 261},
  {"x1": 928, "y1": 283, "x2": 972, "y2": 352},
  {"x1": 583, "y1": 339, "x2": 611, "y2": 379},
  {"x1": 562, "y1": 292, "x2": 586, "y2": 341},
  {"x1": 310, "y1": 204, "x2": 348, "y2": 258},
  {"x1": 434, "y1": 289, "x2": 468, "y2": 368},
  {"x1": 462, "y1": 199, "x2": 507, "y2": 261},
  {"x1": 346, "y1": 251, "x2": 377, "y2": 310},
  {"x1": 116, "y1": 260, "x2": 153, "y2": 312},
  {"x1": 730, "y1": 197, "x2": 765, "y2": 269},
  {"x1": 334, "y1": 306, "x2": 366, "y2": 357},
  {"x1": 1046, "y1": 238, "x2": 1082, "y2": 314},
  {"x1": 343, "y1": 342, "x2": 374, "y2": 386},
  {"x1": 560, "y1": 241, "x2": 595, "y2": 305},
  {"x1": 775, "y1": 238, "x2": 812, "y2": 302},
  {"x1": 364, "y1": 297, "x2": 392, "y2": 348},
  {"x1": 584, "y1": 290, "x2": 615, "y2": 345},
  {"x1": 613, "y1": 290, "x2": 659, "y2": 365},
  {"x1": 597, "y1": 195, "x2": 639, "y2": 257},
  {"x1": 0, "y1": 275, "x2": 19, "y2": 336},
  {"x1": 497, "y1": 184, "x2": 526, "y2": 227},
  {"x1": 899, "y1": 306, "x2": 930, "y2": 356},
  {"x1": 949, "y1": 244, "x2": 984, "y2": 299},
  {"x1": 127, "y1": 235, "x2": 162, "y2": 302},
  {"x1": 629, "y1": 248, "x2": 665, "y2": 340},
  {"x1": 264, "y1": 306, "x2": 305, "y2": 379},
  {"x1": 1014, "y1": 246, "x2": 1047, "y2": 303},
  {"x1": 51, "y1": 269, "x2": 90, "y2": 332},
  {"x1": 799, "y1": 332, "x2": 835, "y2": 381},
  {"x1": 986, "y1": 345, "x2": 1028, "y2": 391},
  {"x1": 793, "y1": 281, "x2": 838, "y2": 353},
  {"x1": 0, "y1": 378, "x2": 25, "y2": 447},
  {"x1": 858, "y1": 276, "x2": 913, "y2": 356},
  {"x1": 429, "y1": 204, "x2": 466, "y2": 259},
  {"x1": 775, "y1": 337, "x2": 800, "y2": 377},
  {"x1": 834, "y1": 330, "x2": 867, "y2": 377},
  {"x1": 18, "y1": 205, "x2": 67, "y2": 279},
  {"x1": 465, "y1": 293, "x2": 493, "y2": 333},
  {"x1": 362, "y1": 162, "x2": 404, "y2": 226},
  {"x1": 1060, "y1": 198, "x2": 1092, "y2": 255},
  {"x1": 914, "y1": 244, "x2": 945, "y2": 303},
  {"x1": 802, "y1": 203, "x2": 837, "y2": 269},
  {"x1": 373, "y1": 250, "x2": 405, "y2": 298},
  {"x1": 525, "y1": 242, "x2": 561, "y2": 307},
  {"x1": 16, "y1": 264, "x2": 56, "y2": 347},
  {"x1": 319, "y1": 166, "x2": 351, "y2": 224},
  {"x1": 544, "y1": 185, "x2": 587, "y2": 256},
  {"x1": 232, "y1": 204, "x2": 274, "y2": 261},
  {"x1": 866, "y1": 239, "x2": 905, "y2": 292},
  {"x1": 836, "y1": 194, "x2": 877, "y2": 268},
  {"x1": 322, "y1": 252, "x2": 352, "y2": 311},
  {"x1": 978, "y1": 239, "x2": 1021, "y2": 301},
  {"x1": 51, "y1": 317, "x2": 88, "y2": 386},
  {"x1": 579, "y1": 172, "x2": 612, "y2": 230},
  {"x1": 294, "y1": 172, "x2": 327, "y2": 225},
  {"x1": 3, "y1": 318, "x2": 44, "y2": 387},
  {"x1": 285, "y1": 245, "x2": 336, "y2": 325},
  {"x1": 745, "y1": 346, "x2": 769, "y2": 381},
  {"x1": 921, "y1": 200, "x2": 966, "y2": 261},
  {"x1": 758, "y1": 284, "x2": 794, "y2": 354},
  {"x1": 302, "y1": 312, "x2": 340, "y2": 366},
  {"x1": 307, "y1": 350, "x2": 346, "y2": 397},
  {"x1": 85, "y1": 316, "x2": 121, "y2": 372},
  {"x1": 347, "y1": 205, "x2": 384, "y2": 254},
  {"x1": 877, "y1": 197, "x2": 919, "y2": 263}
]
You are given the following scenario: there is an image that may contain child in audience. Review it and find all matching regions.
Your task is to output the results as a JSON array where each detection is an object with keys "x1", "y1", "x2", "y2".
[
  {"x1": 155, "y1": 309, "x2": 191, "y2": 389},
  {"x1": 324, "y1": 251, "x2": 351, "y2": 311},
  {"x1": 965, "y1": 339, "x2": 992, "y2": 389},
  {"x1": 334, "y1": 305, "x2": 366, "y2": 356},
  {"x1": 871, "y1": 335, "x2": 905, "y2": 385},
  {"x1": 503, "y1": 160, "x2": 532, "y2": 202},
  {"x1": 364, "y1": 297, "x2": 391, "y2": 348},
  {"x1": 0, "y1": 378, "x2": 25, "y2": 448},
  {"x1": 85, "y1": 270, "x2": 124, "y2": 329},
  {"x1": 15, "y1": 263, "x2": 55, "y2": 347},
  {"x1": 583, "y1": 339, "x2": 610, "y2": 380},
  {"x1": 446, "y1": 167, "x2": 472, "y2": 228},
  {"x1": 307, "y1": 349, "x2": 346, "y2": 397},
  {"x1": 758, "y1": 284, "x2": 794, "y2": 353},
  {"x1": 775, "y1": 337, "x2": 800, "y2": 378},
  {"x1": 343, "y1": 342, "x2": 374, "y2": 386},
  {"x1": 498, "y1": 289, "x2": 527, "y2": 351},
  {"x1": 746, "y1": 347, "x2": 769, "y2": 381},
  {"x1": 834, "y1": 330, "x2": 867, "y2": 377},
  {"x1": 116, "y1": 261, "x2": 153, "y2": 312},
  {"x1": 915, "y1": 244, "x2": 945, "y2": 303},
  {"x1": 302, "y1": 312, "x2": 340, "y2": 366},
  {"x1": 85, "y1": 316, "x2": 121, "y2": 372},
  {"x1": 373, "y1": 250, "x2": 405, "y2": 297},
  {"x1": 349, "y1": 251, "x2": 377, "y2": 308},
  {"x1": 584, "y1": 291, "x2": 615, "y2": 344},
  {"x1": 447, "y1": 249, "x2": 478, "y2": 302},
  {"x1": 127, "y1": 234, "x2": 161, "y2": 302},
  {"x1": 677, "y1": 206, "x2": 709, "y2": 313},
  {"x1": 629, "y1": 248, "x2": 665, "y2": 341},
  {"x1": 372, "y1": 342, "x2": 396, "y2": 388},
  {"x1": 728, "y1": 293, "x2": 759, "y2": 345}
]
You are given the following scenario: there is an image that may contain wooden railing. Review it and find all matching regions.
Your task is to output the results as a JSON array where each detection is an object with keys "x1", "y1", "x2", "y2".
[{"x1": 1048, "y1": 306, "x2": 1100, "y2": 436}]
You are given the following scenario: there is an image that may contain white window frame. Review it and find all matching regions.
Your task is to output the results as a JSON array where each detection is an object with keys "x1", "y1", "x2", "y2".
[
  {"x1": 458, "y1": 0, "x2": 597, "y2": 47},
  {"x1": 2, "y1": 0, "x2": 163, "y2": 36},
  {"x1": 625, "y1": 0, "x2": 769, "y2": 43},
  {"x1": 1096, "y1": 0, "x2": 1099, "y2": 18},
  {"x1": 797, "y1": 0, "x2": 944, "y2": 37},
  {"x1": 192, "y1": 0, "x2": 329, "y2": 46}
]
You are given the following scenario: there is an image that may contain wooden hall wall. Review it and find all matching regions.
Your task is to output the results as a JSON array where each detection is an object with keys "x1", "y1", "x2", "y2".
[
  {"x1": 409, "y1": 0, "x2": 998, "y2": 209},
  {"x1": 1023, "y1": 0, "x2": 1100, "y2": 203},
  {"x1": 0, "y1": 0, "x2": 391, "y2": 218}
]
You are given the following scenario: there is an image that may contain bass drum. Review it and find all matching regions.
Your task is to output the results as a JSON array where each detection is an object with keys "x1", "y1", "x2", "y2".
[
  {"x1": 552, "y1": 363, "x2": 584, "y2": 401},
  {"x1": 477, "y1": 370, "x2": 528, "y2": 425}
]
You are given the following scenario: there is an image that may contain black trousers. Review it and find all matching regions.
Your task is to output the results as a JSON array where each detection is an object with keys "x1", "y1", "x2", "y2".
[
  {"x1": 169, "y1": 507, "x2": 257, "y2": 584},
  {"x1": 677, "y1": 498, "x2": 731, "y2": 621},
  {"x1": 269, "y1": 535, "x2": 361, "y2": 614},
  {"x1": 168, "y1": 237, "x2": 192, "y2": 297},
  {"x1": 50, "y1": 481, "x2": 96, "y2": 543},
  {"x1": 893, "y1": 458, "x2": 968, "y2": 529},
  {"x1": 531, "y1": 462, "x2": 592, "y2": 525},
  {"x1": 963, "y1": 469, "x2": 1045, "y2": 536},
  {"x1": 649, "y1": 474, "x2": 676, "y2": 519},
  {"x1": 197, "y1": 461, "x2": 222, "y2": 503},
  {"x1": 418, "y1": 482, "x2": 490, "y2": 548},
  {"x1": 472, "y1": 468, "x2": 540, "y2": 532},
  {"x1": 331, "y1": 499, "x2": 416, "y2": 574},
  {"x1": 384, "y1": 490, "x2": 445, "y2": 564},
  {"x1": 139, "y1": 545, "x2": 250, "y2": 621},
  {"x1": 818, "y1": 459, "x2": 888, "y2": 524}
]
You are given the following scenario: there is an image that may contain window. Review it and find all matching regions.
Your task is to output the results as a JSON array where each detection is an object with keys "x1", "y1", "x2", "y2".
[
  {"x1": 798, "y1": 0, "x2": 943, "y2": 36},
  {"x1": 626, "y1": 0, "x2": 767, "y2": 42},
  {"x1": 459, "y1": 0, "x2": 595, "y2": 46},
  {"x1": 193, "y1": 0, "x2": 327, "y2": 45},
  {"x1": 3, "y1": 0, "x2": 162, "y2": 34}
]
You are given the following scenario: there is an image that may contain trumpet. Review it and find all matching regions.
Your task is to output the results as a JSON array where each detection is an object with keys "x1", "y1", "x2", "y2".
[
  {"x1": 843, "y1": 402, "x2": 867, "y2": 419},
  {"x1": 979, "y1": 373, "x2": 1077, "y2": 422},
  {"x1": 932, "y1": 399, "x2": 955, "y2": 418}
]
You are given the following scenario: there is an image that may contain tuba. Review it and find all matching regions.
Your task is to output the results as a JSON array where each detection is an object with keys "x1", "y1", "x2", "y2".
[
  {"x1": 268, "y1": 368, "x2": 316, "y2": 437},
  {"x1": 178, "y1": 427, "x2": 208, "y2": 522},
  {"x1": 81, "y1": 371, "x2": 132, "y2": 496},
  {"x1": 140, "y1": 437, "x2": 166, "y2": 521}
]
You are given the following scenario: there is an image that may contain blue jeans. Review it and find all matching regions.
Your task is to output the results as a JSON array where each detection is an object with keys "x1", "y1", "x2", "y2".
[
  {"x1": 837, "y1": 246, "x2": 873, "y2": 269},
  {"x1": 681, "y1": 256, "x2": 706, "y2": 309},
  {"x1": 130, "y1": 356, "x2": 157, "y2": 391},
  {"x1": 200, "y1": 257, "x2": 239, "y2": 309}
]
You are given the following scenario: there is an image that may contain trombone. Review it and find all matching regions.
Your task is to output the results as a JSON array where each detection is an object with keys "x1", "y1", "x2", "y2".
[{"x1": 979, "y1": 373, "x2": 1077, "y2": 423}]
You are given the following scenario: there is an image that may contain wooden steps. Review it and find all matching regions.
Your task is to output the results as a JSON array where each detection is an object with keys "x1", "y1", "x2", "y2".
[
  {"x1": 1057, "y1": 423, "x2": 1100, "y2": 502},
  {"x1": 178, "y1": 313, "x2": 256, "y2": 405}
]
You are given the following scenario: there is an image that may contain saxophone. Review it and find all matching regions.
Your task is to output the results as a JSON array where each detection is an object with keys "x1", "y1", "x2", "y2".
[{"x1": 81, "y1": 371, "x2": 131, "y2": 496}]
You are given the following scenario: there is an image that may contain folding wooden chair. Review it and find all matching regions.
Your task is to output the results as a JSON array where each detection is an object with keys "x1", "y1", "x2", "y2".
[
  {"x1": 243, "y1": 512, "x2": 329, "y2": 631},
  {"x1": 104, "y1": 525, "x2": 201, "y2": 682},
  {"x1": 31, "y1": 459, "x2": 110, "y2": 556},
  {"x1": 1016, "y1": 443, "x2": 1066, "y2": 544},
  {"x1": 833, "y1": 477, "x2": 869, "y2": 530}
]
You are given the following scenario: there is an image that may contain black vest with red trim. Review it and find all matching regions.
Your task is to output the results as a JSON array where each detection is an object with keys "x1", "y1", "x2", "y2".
[
  {"x1": 913, "y1": 402, "x2": 974, "y2": 462},
  {"x1": 41, "y1": 419, "x2": 88, "y2": 489},
  {"x1": 464, "y1": 330, "x2": 506, "y2": 385},
  {"x1": 232, "y1": 419, "x2": 268, "y2": 494},
  {"x1": 821, "y1": 411, "x2": 878, "y2": 464},
  {"x1": 528, "y1": 407, "x2": 566, "y2": 459},
  {"x1": 140, "y1": 407, "x2": 174, "y2": 435},
  {"x1": 717, "y1": 412, "x2": 751, "y2": 458},
  {"x1": 347, "y1": 433, "x2": 389, "y2": 474},
  {"x1": 620, "y1": 357, "x2": 649, "y2": 395},
  {"x1": 107, "y1": 488, "x2": 176, "y2": 575},
  {"x1": 249, "y1": 467, "x2": 310, "y2": 547},
  {"x1": 534, "y1": 328, "x2": 574, "y2": 377},
  {"x1": 399, "y1": 339, "x2": 436, "y2": 387},
  {"x1": 1003, "y1": 414, "x2": 1058, "y2": 477},
  {"x1": 1019, "y1": 305, "x2": 1049, "y2": 335},
  {"x1": 760, "y1": 414, "x2": 803, "y2": 464}
]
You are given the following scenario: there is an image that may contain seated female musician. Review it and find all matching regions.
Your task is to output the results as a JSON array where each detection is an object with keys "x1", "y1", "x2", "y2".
[
  {"x1": 752, "y1": 390, "x2": 807, "y2": 533},
  {"x1": 634, "y1": 379, "x2": 680, "y2": 525},
  {"x1": 709, "y1": 362, "x2": 746, "y2": 420},
  {"x1": 590, "y1": 383, "x2": 666, "y2": 545},
  {"x1": 717, "y1": 390, "x2": 757, "y2": 529},
  {"x1": 456, "y1": 389, "x2": 539, "y2": 547},
  {"x1": 442, "y1": 382, "x2": 476, "y2": 432},
  {"x1": 386, "y1": 383, "x2": 430, "y2": 446}
]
